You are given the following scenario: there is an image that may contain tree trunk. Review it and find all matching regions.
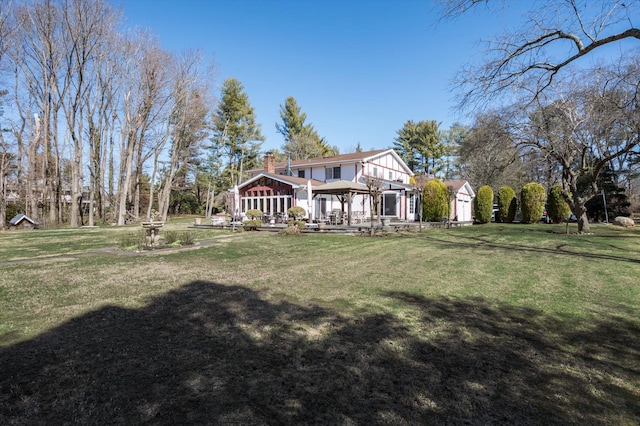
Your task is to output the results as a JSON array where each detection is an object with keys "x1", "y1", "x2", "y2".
[
  {"x1": 577, "y1": 212, "x2": 590, "y2": 233},
  {"x1": 117, "y1": 131, "x2": 136, "y2": 225}
]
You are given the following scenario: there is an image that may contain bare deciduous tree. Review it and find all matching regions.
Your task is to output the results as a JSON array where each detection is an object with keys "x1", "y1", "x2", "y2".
[
  {"x1": 12, "y1": 0, "x2": 68, "y2": 226},
  {"x1": 2, "y1": 0, "x2": 216, "y2": 227},
  {"x1": 0, "y1": 0, "x2": 13, "y2": 228},
  {"x1": 156, "y1": 51, "x2": 211, "y2": 221},
  {"x1": 455, "y1": 111, "x2": 523, "y2": 190},
  {"x1": 442, "y1": 0, "x2": 640, "y2": 109},
  {"x1": 61, "y1": 0, "x2": 118, "y2": 227},
  {"x1": 116, "y1": 33, "x2": 172, "y2": 225},
  {"x1": 412, "y1": 174, "x2": 428, "y2": 231},
  {"x1": 363, "y1": 174, "x2": 383, "y2": 236},
  {"x1": 517, "y1": 61, "x2": 640, "y2": 233}
]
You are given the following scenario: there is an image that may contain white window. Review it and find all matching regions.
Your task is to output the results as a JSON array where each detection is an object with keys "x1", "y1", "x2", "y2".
[
  {"x1": 389, "y1": 171, "x2": 393, "y2": 180},
  {"x1": 409, "y1": 194, "x2": 415, "y2": 214},
  {"x1": 326, "y1": 166, "x2": 341, "y2": 180}
]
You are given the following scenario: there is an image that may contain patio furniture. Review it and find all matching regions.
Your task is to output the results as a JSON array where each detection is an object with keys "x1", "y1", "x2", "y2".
[
  {"x1": 330, "y1": 210, "x2": 347, "y2": 225},
  {"x1": 351, "y1": 211, "x2": 364, "y2": 224}
]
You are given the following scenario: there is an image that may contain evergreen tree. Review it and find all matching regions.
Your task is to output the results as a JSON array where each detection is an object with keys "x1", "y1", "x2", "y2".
[
  {"x1": 440, "y1": 122, "x2": 469, "y2": 180},
  {"x1": 394, "y1": 120, "x2": 444, "y2": 175},
  {"x1": 583, "y1": 165, "x2": 630, "y2": 221},
  {"x1": 276, "y1": 96, "x2": 334, "y2": 159},
  {"x1": 211, "y1": 78, "x2": 264, "y2": 187}
]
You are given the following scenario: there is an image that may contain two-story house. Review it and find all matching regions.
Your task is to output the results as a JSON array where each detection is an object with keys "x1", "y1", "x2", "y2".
[{"x1": 234, "y1": 149, "x2": 417, "y2": 222}]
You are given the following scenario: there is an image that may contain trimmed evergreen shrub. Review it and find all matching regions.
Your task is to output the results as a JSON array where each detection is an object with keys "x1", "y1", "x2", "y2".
[
  {"x1": 423, "y1": 179, "x2": 450, "y2": 222},
  {"x1": 474, "y1": 185, "x2": 494, "y2": 224},
  {"x1": 287, "y1": 206, "x2": 307, "y2": 221},
  {"x1": 245, "y1": 209, "x2": 263, "y2": 220},
  {"x1": 520, "y1": 183, "x2": 546, "y2": 224},
  {"x1": 243, "y1": 219, "x2": 262, "y2": 231},
  {"x1": 547, "y1": 184, "x2": 571, "y2": 223},
  {"x1": 497, "y1": 186, "x2": 517, "y2": 223}
]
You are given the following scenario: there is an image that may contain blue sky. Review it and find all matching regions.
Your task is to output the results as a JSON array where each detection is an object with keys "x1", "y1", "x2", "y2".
[{"x1": 115, "y1": 0, "x2": 518, "y2": 154}]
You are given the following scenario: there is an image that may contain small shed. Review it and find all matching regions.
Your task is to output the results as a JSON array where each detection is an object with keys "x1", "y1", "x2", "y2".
[
  {"x1": 9, "y1": 214, "x2": 38, "y2": 230},
  {"x1": 444, "y1": 180, "x2": 475, "y2": 223}
]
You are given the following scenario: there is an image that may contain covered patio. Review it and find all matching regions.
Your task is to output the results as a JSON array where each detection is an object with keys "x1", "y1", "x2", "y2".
[{"x1": 312, "y1": 180, "x2": 371, "y2": 226}]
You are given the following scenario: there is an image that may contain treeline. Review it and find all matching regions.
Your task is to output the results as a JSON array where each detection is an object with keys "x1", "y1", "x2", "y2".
[
  {"x1": 393, "y1": 61, "x2": 640, "y2": 234},
  {"x1": 0, "y1": 0, "x2": 221, "y2": 228},
  {"x1": 0, "y1": 0, "x2": 345, "y2": 229}
]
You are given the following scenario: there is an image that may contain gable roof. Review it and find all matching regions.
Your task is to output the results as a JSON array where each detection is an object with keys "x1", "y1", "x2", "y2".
[
  {"x1": 443, "y1": 180, "x2": 475, "y2": 198},
  {"x1": 9, "y1": 214, "x2": 37, "y2": 225},
  {"x1": 279, "y1": 149, "x2": 387, "y2": 169},
  {"x1": 236, "y1": 172, "x2": 324, "y2": 191},
  {"x1": 248, "y1": 149, "x2": 414, "y2": 176},
  {"x1": 313, "y1": 180, "x2": 370, "y2": 195}
]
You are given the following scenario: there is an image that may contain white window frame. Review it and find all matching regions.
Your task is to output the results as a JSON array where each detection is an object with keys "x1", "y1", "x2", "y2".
[{"x1": 326, "y1": 166, "x2": 341, "y2": 180}]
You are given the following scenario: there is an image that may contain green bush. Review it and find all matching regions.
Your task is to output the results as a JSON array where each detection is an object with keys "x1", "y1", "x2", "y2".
[
  {"x1": 422, "y1": 179, "x2": 450, "y2": 222},
  {"x1": 497, "y1": 186, "x2": 517, "y2": 223},
  {"x1": 243, "y1": 219, "x2": 262, "y2": 231},
  {"x1": 547, "y1": 184, "x2": 571, "y2": 223},
  {"x1": 286, "y1": 219, "x2": 307, "y2": 228},
  {"x1": 287, "y1": 206, "x2": 307, "y2": 220},
  {"x1": 520, "y1": 183, "x2": 547, "y2": 224},
  {"x1": 474, "y1": 185, "x2": 494, "y2": 224},
  {"x1": 245, "y1": 209, "x2": 263, "y2": 220}
]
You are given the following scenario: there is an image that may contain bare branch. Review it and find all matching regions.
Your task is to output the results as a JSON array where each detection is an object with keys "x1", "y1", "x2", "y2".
[{"x1": 449, "y1": 0, "x2": 640, "y2": 111}]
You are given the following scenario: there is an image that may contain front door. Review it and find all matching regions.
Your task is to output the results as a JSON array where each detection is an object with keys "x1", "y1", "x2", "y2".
[{"x1": 383, "y1": 193, "x2": 397, "y2": 217}]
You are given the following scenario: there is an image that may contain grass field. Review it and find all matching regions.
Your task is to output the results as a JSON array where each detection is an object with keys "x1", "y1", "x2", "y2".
[{"x1": 1, "y1": 220, "x2": 639, "y2": 425}]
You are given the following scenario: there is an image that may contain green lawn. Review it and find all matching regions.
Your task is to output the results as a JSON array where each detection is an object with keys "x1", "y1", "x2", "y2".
[{"x1": 1, "y1": 223, "x2": 639, "y2": 424}]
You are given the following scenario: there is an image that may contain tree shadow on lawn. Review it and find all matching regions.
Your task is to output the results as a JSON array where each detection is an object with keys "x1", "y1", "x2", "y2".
[
  {"x1": 1, "y1": 282, "x2": 638, "y2": 425},
  {"x1": 423, "y1": 233, "x2": 640, "y2": 265}
]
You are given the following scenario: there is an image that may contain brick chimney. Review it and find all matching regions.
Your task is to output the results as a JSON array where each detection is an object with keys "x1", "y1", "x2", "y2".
[{"x1": 264, "y1": 152, "x2": 275, "y2": 174}]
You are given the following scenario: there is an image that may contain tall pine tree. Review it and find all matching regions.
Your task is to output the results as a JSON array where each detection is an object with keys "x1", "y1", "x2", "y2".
[
  {"x1": 394, "y1": 120, "x2": 444, "y2": 176},
  {"x1": 211, "y1": 78, "x2": 264, "y2": 187},
  {"x1": 276, "y1": 96, "x2": 336, "y2": 159}
]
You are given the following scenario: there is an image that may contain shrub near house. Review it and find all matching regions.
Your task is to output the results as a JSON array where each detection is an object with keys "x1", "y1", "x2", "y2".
[
  {"x1": 547, "y1": 184, "x2": 571, "y2": 223},
  {"x1": 521, "y1": 183, "x2": 546, "y2": 224},
  {"x1": 244, "y1": 209, "x2": 263, "y2": 230},
  {"x1": 474, "y1": 185, "x2": 494, "y2": 224},
  {"x1": 422, "y1": 180, "x2": 450, "y2": 222},
  {"x1": 497, "y1": 186, "x2": 517, "y2": 223},
  {"x1": 286, "y1": 206, "x2": 307, "y2": 228}
]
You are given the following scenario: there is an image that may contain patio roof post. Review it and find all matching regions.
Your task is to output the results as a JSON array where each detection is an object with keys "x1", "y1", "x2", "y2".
[{"x1": 347, "y1": 192, "x2": 353, "y2": 226}]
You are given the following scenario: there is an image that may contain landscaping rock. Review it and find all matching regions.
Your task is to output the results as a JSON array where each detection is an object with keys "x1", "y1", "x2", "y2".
[{"x1": 613, "y1": 216, "x2": 635, "y2": 227}]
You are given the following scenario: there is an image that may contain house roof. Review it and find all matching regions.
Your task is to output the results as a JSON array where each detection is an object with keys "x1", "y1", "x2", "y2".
[
  {"x1": 248, "y1": 149, "x2": 414, "y2": 176},
  {"x1": 313, "y1": 180, "x2": 370, "y2": 195},
  {"x1": 9, "y1": 214, "x2": 37, "y2": 225},
  {"x1": 443, "y1": 180, "x2": 475, "y2": 198},
  {"x1": 236, "y1": 172, "x2": 324, "y2": 191}
]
